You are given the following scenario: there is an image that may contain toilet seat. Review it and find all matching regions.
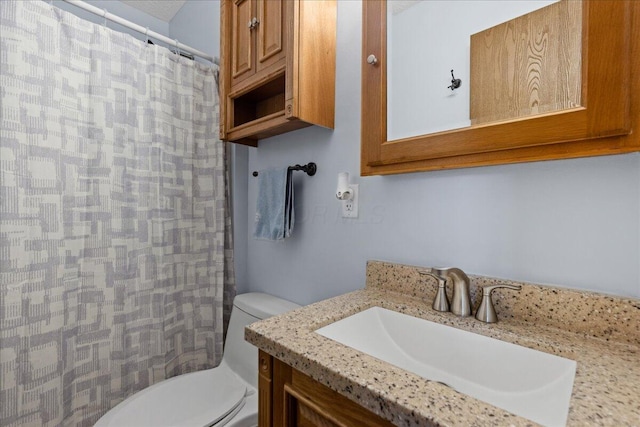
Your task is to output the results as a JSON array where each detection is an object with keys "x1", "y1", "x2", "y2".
[
  {"x1": 95, "y1": 294, "x2": 300, "y2": 427},
  {"x1": 95, "y1": 364, "x2": 249, "y2": 427}
]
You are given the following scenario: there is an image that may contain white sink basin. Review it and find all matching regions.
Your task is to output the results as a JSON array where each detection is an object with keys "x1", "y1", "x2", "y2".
[{"x1": 315, "y1": 307, "x2": 576, "y2": 427}]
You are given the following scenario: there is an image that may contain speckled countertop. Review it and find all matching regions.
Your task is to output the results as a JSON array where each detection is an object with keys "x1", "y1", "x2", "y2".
[{"x1": 245, "y1": 261, "x2": 640, "y2": 426}]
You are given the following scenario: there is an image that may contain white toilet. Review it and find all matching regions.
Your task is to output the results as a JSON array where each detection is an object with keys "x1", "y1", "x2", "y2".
[{"x1": 95, "y1": 293, "x2": 300, "y2": 427}]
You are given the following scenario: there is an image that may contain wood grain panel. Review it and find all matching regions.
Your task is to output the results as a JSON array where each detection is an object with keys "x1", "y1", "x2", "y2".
[
  {"x1": 231, "y1": 0, "x2": 253, "y2": 80},
  {"x1": 263, "y1": 355, "x2": 396, "y2": 427},
  {"x1": 290, "y1": 367, "x2": 395, "y2": 427},
  {"x1": 257, "y1": 0, "x2": 285, "y2": 69},
  {"x1": 289, "y1": 0, "x2": 336, "y2": 128},
  {"x1": 258, "y1": 351, "x2": 273, "y2": 427},
  {"x1": 284, "y1": 385, "x2": 345, "y2": 427},
  {"x1": 360, "y1": 0, "x2": 386, "y2": 168},
  {"x1": 470, "y1": 0, "x2": 582, "y2": 125},
  {"x1": 272, "y1": 355, "x2": 293, "y2": 427}
]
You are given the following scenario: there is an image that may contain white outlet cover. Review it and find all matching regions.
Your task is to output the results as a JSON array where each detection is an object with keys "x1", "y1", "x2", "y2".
[{"x1": 342, "y1": 184, "x2": 359, "y2": 218}]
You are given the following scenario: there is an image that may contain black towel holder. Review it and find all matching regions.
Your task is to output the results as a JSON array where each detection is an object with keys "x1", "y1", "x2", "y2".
[{"x1": 252, "y1": 162, "x2": 317, "y2": 177}]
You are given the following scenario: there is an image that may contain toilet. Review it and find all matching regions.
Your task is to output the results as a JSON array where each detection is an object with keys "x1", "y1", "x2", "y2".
[{"x1": 95, "y1": 293, "x2": 300, "y2": 427}]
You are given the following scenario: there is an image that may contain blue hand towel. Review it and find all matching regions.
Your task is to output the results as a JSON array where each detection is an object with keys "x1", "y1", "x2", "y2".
[{"x1": 253, "y1": 168, "x2": 294, "y2": 240}]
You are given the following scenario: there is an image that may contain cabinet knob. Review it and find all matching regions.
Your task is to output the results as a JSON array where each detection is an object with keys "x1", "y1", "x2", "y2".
[
  {"x1": 366, "y1": 54, "x2": 378, "y2": 65},
  {"x1": 248, "y1": 17, "x2": 260, "y2": 30}
]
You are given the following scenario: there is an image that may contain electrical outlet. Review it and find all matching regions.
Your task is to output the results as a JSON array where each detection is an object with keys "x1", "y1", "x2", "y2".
[{"x1": 342, "y1": 184, "x2": 359, "y2": 218}]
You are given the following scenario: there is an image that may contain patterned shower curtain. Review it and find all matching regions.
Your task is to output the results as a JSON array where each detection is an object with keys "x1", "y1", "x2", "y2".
[{"x1": 0, "y1": 1, "x2": 235, "y2": 426}]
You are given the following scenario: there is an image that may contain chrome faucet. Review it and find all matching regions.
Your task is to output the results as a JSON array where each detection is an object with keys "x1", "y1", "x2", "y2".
[{"x1": 421, "y1": 267, "x2": 472, "y2": 317}]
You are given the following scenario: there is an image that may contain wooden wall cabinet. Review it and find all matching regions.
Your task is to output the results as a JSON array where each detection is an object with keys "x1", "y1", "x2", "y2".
[
  {"x1": 258, "y1": 351, "x2": 395, "y2": 427},
  {"x1": 220, "y1": 0, "x2": 336, "y2": 146},
  {"x1": 362, "y1": 0, "x2": 640, "y2": 175}
]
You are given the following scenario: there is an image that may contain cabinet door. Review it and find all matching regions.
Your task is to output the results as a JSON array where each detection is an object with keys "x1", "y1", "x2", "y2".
[
  {"x1": 231, "y1": 0, "x2": 254, "y2": 85},
  {"x1": 283, "y1": 364, "x2": 395, "y2": 427},
  {"x1": 284, "y1": 384, "x2": 345, "y2": 427},
  {"x1": 256, "y1": 0, "x2": 286, "y2": 73}
]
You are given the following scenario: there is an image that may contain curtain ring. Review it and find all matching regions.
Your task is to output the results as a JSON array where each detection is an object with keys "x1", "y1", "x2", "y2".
[
  {"x1": 174, "y1": 39, "x2": 180, "y2": 55},
  {"x1": 102, "y1": 8, "x2": 108, "y2": 27},
  {"x1": 145, "y1": 27, "x2": 150, "y2": 44}
]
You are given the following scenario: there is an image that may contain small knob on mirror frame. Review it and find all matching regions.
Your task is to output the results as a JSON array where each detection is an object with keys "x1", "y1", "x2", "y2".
[
  {"x1": 367, "y1": 54, "x2": 378, "y2": 65},
  {"x1": 475, "y1": 284, "x2": 522, "y2": 323}
]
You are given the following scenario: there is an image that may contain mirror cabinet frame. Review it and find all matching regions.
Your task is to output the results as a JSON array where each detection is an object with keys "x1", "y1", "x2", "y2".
[{"x1": 361, "y1": 0, "x2": 639, "y2": 176}]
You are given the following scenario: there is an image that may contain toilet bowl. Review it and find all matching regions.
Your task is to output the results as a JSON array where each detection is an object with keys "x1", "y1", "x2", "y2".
[{"x1": 95, "y1": 293, "x2": 300, "y2": 427}]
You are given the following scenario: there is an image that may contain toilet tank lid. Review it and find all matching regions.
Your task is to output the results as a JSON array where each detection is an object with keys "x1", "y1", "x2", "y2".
[{"x1": 233, "y1": 292, "x2": 300, "y2": 319}]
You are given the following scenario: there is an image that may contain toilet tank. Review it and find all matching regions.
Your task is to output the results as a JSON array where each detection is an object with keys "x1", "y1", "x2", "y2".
[{"x1": 222, "y1": 293, "x2": 300, "y2": 388}]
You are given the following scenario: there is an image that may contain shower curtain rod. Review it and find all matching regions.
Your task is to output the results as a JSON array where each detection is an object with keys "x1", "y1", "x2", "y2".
[{"x1": 60, "y1": 0, "x2": 219, "y2": 64}]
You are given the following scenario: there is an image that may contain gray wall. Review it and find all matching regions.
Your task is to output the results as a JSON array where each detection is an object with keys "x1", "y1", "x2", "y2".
[
  {"x1": 170, "y1": 0, "x2": 219, "y2": 60},
  {"x1": 53, "y1": 0, "x2": 640, "y2": 304},
  {"x1": 53, "y1": 0, "x2": 169, "y2": 43},
  {"x1": 244, "y1": 1, "x2": 640, "y2": 304}
]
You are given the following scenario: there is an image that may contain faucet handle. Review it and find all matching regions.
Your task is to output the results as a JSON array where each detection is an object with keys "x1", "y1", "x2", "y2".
[
  {"x1": 475, "y1": 284, "x2": 522, "y2": 323},
  {"x1": 418, "y1": 270, "x2": 450, "y2": 312}
]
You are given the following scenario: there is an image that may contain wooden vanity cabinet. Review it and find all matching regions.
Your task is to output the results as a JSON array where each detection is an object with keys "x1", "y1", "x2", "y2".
[
  {"x1": 220, "y1": 0, "x2": 336, "y2": 146},
  {"x1": 259, "y1": 351, "x2": 395, "y2": 427}
]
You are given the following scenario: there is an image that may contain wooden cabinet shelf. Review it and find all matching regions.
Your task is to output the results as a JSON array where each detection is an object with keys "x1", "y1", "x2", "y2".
[
  {"x1": 232, "y1": 73, "x2": 285, "y2": 127},
  {"x1": 220, "y1": 0, "x2": 336, "y2": 146}
]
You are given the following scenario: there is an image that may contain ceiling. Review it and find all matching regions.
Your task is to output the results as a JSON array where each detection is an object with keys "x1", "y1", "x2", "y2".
[
  {"x1": 390, "y1": 1, "x2": 421, "y2": 16},
  {"x1": 120, "y1": 0, "x2": 187, "y2": 22}
]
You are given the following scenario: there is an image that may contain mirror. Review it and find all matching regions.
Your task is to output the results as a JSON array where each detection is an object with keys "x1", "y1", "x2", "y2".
[
  {"x1": 387, "y1": 0, "x2": 576, "y2": 140},
  {"x1": 362, "y1": 0, "x2": 636, "y2": 176}
]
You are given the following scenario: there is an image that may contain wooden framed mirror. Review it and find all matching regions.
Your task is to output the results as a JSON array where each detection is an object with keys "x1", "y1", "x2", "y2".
[{"x1": 361, "y1": 0, "x2": 639, "y2": 176}]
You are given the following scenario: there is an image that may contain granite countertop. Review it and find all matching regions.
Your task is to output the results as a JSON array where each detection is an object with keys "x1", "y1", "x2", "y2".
[{"x1": 245, "y1": 261, "x2": 640, "y2": 426}]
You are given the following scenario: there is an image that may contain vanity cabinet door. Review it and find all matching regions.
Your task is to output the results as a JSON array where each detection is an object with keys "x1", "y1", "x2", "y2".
[
  {"x1": 260, "y1": 353, "x2": 395, "y2": 427},
  {"x1": 283, "y1": 385, "x2": 344, "y2": 427}
]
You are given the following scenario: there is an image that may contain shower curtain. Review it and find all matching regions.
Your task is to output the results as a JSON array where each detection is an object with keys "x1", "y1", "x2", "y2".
[{"x1": 0, "y1": 1, "x2": 235, "y2": 426}]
